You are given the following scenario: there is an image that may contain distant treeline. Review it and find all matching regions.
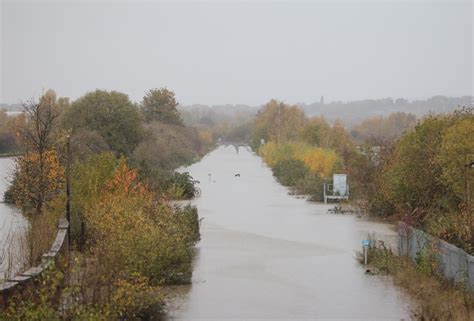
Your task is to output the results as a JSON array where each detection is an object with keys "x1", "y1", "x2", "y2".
[
  {"x1": 300, "y1": 95, "x2": 472, "y2": 126},
  {"x1": 178, "y1": 95, "x2": 472, "y2": 130},
  {"x1": 179, "y1": 104, "x2": 257, "y2": 144},
  {"x1": 4, "y1": 95, "x2": 470, "y2": 154}
]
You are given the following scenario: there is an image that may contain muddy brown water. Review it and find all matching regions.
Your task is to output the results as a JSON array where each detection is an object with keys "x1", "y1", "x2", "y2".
[{"x1": 166, "y1": 146, "x2": 411, "y2": 321}]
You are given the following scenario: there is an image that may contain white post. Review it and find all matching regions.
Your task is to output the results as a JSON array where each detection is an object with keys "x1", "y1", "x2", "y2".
[{"x1": 324, "y1": 183, "x2": 327, "y2": 204}]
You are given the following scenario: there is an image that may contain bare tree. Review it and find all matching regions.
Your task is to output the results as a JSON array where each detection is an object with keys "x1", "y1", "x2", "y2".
[
  {"x1": 15, "y1": 90, "x2": 63, "y2": 215},
  {"x1": 21, "y1": 91, "x2": 61, "y2": 154}
]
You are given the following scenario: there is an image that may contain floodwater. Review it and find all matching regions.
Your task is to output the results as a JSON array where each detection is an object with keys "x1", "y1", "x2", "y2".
[
  {"x1": 167, "y1": 146, "x2": 411, "y2": 321},
  {"x1": 0, "y1": 158, "x2": 28, "y2": 280}
]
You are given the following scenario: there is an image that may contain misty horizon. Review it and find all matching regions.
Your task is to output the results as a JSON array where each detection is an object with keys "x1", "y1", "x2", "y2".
[
  {"x1": 1, "y1": 0, "x2": 473, "y2": 105},
  {"x1": 1, "y1": 92, "x2": 472, "y2": 109}
]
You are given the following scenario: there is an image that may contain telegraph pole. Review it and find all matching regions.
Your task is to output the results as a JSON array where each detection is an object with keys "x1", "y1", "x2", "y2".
[{"x1": 66, "y1": 135, "x2": 71, "y2": 249}]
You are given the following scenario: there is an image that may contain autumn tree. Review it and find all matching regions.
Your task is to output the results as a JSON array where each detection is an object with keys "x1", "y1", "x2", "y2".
[
  {"x1": 20, "y1": 90, "x2": 62, "y2": 154},
  {"x1": 69, "y1": 128, "x2": 111, "y2": 163},
  {"x1": 327, "y1": 120, "x2": 355, "y2": 162},
  {"x1": 379, "y1": 116, "x2": 451, "y2": 225},
  {"x1": 301, "y1": 116, "x2": 331, "y2": 147},
  {"x1": 253, "y1": 100, "x2": 306, "y2": 147},
  {"x1": 131, "y1": 121, "x2": 204, "y2": 194},
  {"x1": 70, "y1": 152, "x2": 116, "y2": 244},
  {"x1": 299, "y1": 147, "x2": 342, "y2": 178},
  {"x1": 141, "y1": 88, "x2": 183, "y2": 125},
  {"x1": 63, "y1": 90, "x2": 143, "y2": 156},
  {"x1": 351, "y1": 112, "x2": 417, "y2": 144},
  {"x1": 435, "y1": 115, "x2": 474, "y2": 251},
  {"x1": 84, "y1": 159, "x2": 199, "y2": 284},
  {"x1": 365, "y1": 110, "x2": 473, "y2": 251},
  {"x1": 12, "y1": 90, "x2": 66, "y2": 215},
  {"x1": 13, "y1": 150, "x2": 65, "y2": 215},
  {"x1": 438, "y1": 114, "x2": 474, "y2": 201},
  {"x1": 259, "y1": 141, "x2": 341, "y2": 179}
]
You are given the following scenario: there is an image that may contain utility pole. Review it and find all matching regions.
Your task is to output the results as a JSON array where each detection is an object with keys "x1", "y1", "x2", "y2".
[{"x1": 66, "y1": 135, "x2": 71, "y2": 249}]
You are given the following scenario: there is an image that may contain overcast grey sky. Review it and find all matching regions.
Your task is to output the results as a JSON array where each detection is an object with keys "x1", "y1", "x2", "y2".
[{"x1": 1, "y1": 0, "x2": 472, "y2": 105}]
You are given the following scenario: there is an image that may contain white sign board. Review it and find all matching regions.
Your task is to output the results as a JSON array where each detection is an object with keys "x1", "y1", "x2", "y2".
[{"x1": 333, "y1": 174, "x2": 347, "y2": 196}]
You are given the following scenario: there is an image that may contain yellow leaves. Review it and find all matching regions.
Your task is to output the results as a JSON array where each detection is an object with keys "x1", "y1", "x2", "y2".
[
  {"x1": 260, "y1": 141, "x2": 306, "y2": 166},
  {"x1": 259, "y1": 141, "x2": 279, "y2": 166},
  {"x1": 84, "y1": 159, "x2": 154, "y2": 246},
  {"x1": 298, "y1": 148, "x2": 340, "y2": 178},
  {"x1": 260, "y1": 141, "x2": 341, "y2": 178},
  {"x1": 255, "y1": 102, "x2": 345, "y2": 179},
  {"x1": 438, "y1": 117, "x2": 474, "y2": 199},
  {"x1": 253, "y1": 100, "x2": 306, "y2": 144},
  {"x1": 13, "y1": 149, "x2": 65, "y2": 215}
]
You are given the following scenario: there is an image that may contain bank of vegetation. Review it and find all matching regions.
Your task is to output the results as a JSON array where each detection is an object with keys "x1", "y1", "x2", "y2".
[
  {"x1": 1, "y1": 88, "x2": 212, "y2": 319},
  {"x1": 358, "y1": 108, "x2": 473, "y2": 254},
  {"x1": 352, "y1": 107, "x2": 474, "y2": 318},
  {"x1": 249, "y1": 100, "x2": 473, "y2": 254},
  {"x1": 248, "y1": 99, "x2": 473, "y2": 319},
  {"x1": 248, "y1": 100, "x2": 353, "y2": 200}
]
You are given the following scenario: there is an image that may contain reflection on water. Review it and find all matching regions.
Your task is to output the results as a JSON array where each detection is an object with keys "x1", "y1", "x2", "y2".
[
  {"x1": 0, "y1": 158, "x2": 28, "y2": 280},
  {"x1": 166, "y1": 146, "x2": 411, "y2": 320}
]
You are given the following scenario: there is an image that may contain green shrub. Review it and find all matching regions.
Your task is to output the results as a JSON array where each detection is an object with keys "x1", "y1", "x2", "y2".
[
  {"x1": 165, "y1": 172, "x2": 198, "y2": 199},
  {"x1": 356, "y1": 234, "x2": 393, "y2": 273},
  {"x1": 70, "y1": 152, "x2": 117, "y2": 247},
  {"x1": 295, "y1": 173, "x2": 325, "y2": 201},
  {"x1": 174, "y1": 205, "x2": 201, "y2": 245},
  {"x1": 415, "y1": 245, "x2": 439, "y2": 277},
  {"x1": 272, "y1": 158, "x2": 309, "y2": 186},
  {"x1": 2, "y1": 266, "x2": 63, "y2": 321}
]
